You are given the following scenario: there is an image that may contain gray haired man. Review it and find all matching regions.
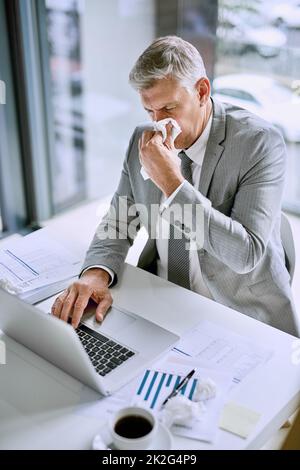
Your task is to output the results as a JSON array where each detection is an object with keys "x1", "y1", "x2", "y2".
[{"x1": 52, "y1": 36, "x2": 299, "y2": 337}]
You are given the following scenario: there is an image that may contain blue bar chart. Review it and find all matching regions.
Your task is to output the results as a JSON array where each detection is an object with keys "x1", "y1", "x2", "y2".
[{"x1": 136, "y1": 369, "x2": 198, "y2": 410}]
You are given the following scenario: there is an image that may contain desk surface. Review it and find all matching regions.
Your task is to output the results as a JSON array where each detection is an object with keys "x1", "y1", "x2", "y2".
[{"x1": 0, "y1": 262, "x2": 300, "y2": 450}]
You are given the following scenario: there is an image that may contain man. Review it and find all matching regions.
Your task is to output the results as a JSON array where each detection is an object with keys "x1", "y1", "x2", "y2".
[{"x1": 52, "y1": 36, "x2": 299, "y2": 337}]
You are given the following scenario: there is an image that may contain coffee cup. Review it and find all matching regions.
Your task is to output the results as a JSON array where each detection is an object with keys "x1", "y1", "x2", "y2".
[{"x1": 110, "y1": 406, "x2": 158, "y2": 450}]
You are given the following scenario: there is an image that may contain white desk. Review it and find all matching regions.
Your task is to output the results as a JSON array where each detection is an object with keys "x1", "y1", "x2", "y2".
[{"x1": 0, "y1": 262, "x2": 300, "y2": 450}]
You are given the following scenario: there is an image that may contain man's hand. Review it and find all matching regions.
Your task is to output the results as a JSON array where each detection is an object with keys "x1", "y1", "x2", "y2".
[
  {"x1": 139, "y1": 123, "x2": 184, "y2": 197},
  {"x1": 51, "y1": 268, "x2": 113, "y2": 329}
]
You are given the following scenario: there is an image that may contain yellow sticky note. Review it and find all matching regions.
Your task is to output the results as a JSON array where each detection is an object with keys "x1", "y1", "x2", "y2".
[{"x1": 219, "y1": 402, "x2": 261, "y2": 439}]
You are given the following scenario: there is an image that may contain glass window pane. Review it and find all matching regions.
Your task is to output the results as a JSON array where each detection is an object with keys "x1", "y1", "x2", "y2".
[
  {"x1": 42, "y1": 0, "x2": 300, "y2": 215},
  {"x1": 44, "y1": 0, "x2": 155, "y2": 212},
  {"x1": 45, "y1": 0, "x2": 86, "y2": 211},
  {"x1": 0, "y1": 2, "x2": 28, "y2": 235},
  {"x1": 215, "y1": 0, "x2": 300, "y2": 213}
]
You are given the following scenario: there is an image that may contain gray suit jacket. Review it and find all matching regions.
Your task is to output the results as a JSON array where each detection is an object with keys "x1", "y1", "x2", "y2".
[{"x1": 82, "y1": 98, "x2": 299, "y2": 337}]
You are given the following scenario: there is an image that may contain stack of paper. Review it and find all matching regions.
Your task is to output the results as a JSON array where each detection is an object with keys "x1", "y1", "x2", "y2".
[
  {"x1": 173, "y1": 320, "x2": 273, "y2": 385},
  {"x1": 0, "y1": 230, "x2": 82, "y2": 304}
]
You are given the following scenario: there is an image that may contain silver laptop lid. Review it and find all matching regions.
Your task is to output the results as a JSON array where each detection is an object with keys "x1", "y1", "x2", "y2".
[
  {"x1": 0, "y1": 287, "x2": 108, "y2": 395},
  {"x1": 0, "y1": 288, "x2": 180, "y2": 396}
]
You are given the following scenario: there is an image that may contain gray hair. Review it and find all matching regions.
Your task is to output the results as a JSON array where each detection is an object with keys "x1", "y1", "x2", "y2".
[{"x1": 129, "y1": 36, "x2": 207, "y2": 93}]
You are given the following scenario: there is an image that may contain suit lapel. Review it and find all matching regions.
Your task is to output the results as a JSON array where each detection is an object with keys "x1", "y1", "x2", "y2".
[{"x1": 199, "y1": 98, "x2": 226, "y2": 197}]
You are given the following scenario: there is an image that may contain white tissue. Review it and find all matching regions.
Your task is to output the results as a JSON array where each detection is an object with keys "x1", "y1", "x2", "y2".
[
  {"x1": 159, "y1": 377, "x2": 217, "y2": 429},
  {"x1": 0, "y1": 278, "x2": 22, "y2": 295},
  {"x1": 160, "y1": 395, "x2": 205, "y2": 429},
  {"x1": 192, "y1": 378, "x2": 217, "y2": 402},
  {"x1": 140, "y1": 118, "x2": 182, "y2": 181},
  {"x1": 92, "y1": 434, "x2": 109, "y2": 450},
  {"x1": 153, "y1": 118, "x2": 182, "y2": 143},
  {"x1": 92, "y1": 426, "x2": 112, "y2": 450}
]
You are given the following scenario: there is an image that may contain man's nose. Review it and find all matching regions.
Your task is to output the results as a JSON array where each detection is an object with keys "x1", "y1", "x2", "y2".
[{"x1": 153, "y1": 110, "x2": 166, "y2": 121}]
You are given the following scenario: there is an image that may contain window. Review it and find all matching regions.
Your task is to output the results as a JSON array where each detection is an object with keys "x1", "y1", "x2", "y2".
[
  {"x1": 216, "y1": 88, "x2": 258, "y2": 103},
  {"x1": 41, "y1": 0, "x2": 155, "y2": 212},
  {"x1": 0, "y1": 0, "x2": 28, "y2": 237},
  {"x1": 0, "y1": 207, "x2": 3, "y2": 235},
  {"x1": 43, "y1": 0, "x2": 86, "y2": 211},
  {"x1": 40, "y1": 0, "x2": 218, "y2": 215},
  {"x1": 216, "y1": 0, "x2": 300, "y2": 214},
  {"x1": 2, "y1": 0, "x2": 300, "y2": 233},
  {"x1": 1, "y1": 0, "x2": 219, "y2": 230}
]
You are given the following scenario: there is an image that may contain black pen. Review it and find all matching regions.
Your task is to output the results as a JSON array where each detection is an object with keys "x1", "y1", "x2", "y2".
[{"x1": 161, "y1": 368, "x2": 196, "y2": 406}]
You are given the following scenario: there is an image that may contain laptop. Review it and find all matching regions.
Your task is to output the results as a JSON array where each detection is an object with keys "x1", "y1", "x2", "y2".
[{"x1": 0, "y1": 287, "x2": 179, "y2": 395}]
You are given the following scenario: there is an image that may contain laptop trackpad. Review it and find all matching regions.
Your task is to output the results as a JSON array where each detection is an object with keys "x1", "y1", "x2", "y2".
[{"x1": 82, "y1": 304, "x2": 136, "y2": 336}]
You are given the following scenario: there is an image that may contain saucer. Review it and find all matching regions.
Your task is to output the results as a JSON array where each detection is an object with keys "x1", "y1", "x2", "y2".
[
  {"x1": 146, "y1": 423, "x2": 173, "y2": 450},
  {"x1": 92, "y1": 423, "x2": 172, "y2": 450}
]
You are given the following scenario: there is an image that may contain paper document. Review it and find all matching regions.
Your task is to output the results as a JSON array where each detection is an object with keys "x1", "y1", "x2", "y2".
[
  {"x1": 133, "y1": 353, "x2": 232, "y2": 443},
  {"x1": 76, "y1": 321, "x2": 272, "y2": 444},
  {"x1": 174, "y1": 320, "x2": 273, "y2": 384},
  {"x1": 77, "y1": 351, "x2": 232, "y2": 444},
  {"x1": 0, "y1": 230, "x2": 82, "y2": 303}
]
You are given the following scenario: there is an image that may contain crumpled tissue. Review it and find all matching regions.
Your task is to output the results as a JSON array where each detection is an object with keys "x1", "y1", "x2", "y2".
[
  {"x1": 140, "y1": 118, "x2": 182, "y2": 181},
  {"x1": 192, "y1": 377, "x2": 217, "y2": 401},
  {"x1": 160, "y1": 395, "x2": 205, "y2": 428},
  {"x1": 0, "y1": 278, "x2": 22, "y2": 295},
  {"x1": 92, "y1": 426, "x2": 112, "y2": 450},
  {"x1": 152, "y1": 118, "x2": 182, "y2": 143},
  {"x1": 92, "y1": 434, "x2": 112, "y2": 451},
  {"x1": 160, "y1": 377, "x2": 217, "y2": 429}
]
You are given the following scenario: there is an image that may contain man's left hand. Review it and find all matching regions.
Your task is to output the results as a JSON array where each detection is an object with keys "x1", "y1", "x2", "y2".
[{"x1": 139, "y1": 123, "x2": 184, "y2": 197}]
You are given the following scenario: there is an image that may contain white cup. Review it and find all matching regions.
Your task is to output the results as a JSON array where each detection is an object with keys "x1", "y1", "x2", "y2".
[{"x1": 110, "y1": 406, "x2": 158, "y2": 450}]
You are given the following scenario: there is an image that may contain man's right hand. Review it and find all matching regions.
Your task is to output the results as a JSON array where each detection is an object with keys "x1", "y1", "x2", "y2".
[{"x1": 51, "y1": 268, "x2": 113, "y2": 329}]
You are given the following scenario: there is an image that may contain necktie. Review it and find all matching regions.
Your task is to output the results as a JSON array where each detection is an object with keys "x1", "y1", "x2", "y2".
[{"x1": 167, "y1": 151, "x2": 193, "y2": 289}]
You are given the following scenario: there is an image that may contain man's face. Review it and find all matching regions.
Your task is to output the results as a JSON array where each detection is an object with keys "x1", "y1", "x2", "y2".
[{"x1": 140, "y1": 77, "x2": 206, "y2": 149}]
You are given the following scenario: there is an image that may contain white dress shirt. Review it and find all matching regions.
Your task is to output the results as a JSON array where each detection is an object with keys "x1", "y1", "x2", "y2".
[{"x1": 83, "y1": 114, "x2": 213, "y2": 299}]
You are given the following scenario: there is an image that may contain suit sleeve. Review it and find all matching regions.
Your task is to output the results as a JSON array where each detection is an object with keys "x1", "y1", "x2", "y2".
[
  {"x1": 80, "y1": 129, "x2": 140, "y2": 285},
  {"x1": 161, "y1": 126, "x2": 286, "y2": 274}
]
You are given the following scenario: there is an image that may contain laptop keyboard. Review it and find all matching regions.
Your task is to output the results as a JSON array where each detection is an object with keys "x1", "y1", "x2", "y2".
[{"x1": 76, "y1": 323, "x2": 135, "y2": 377}]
